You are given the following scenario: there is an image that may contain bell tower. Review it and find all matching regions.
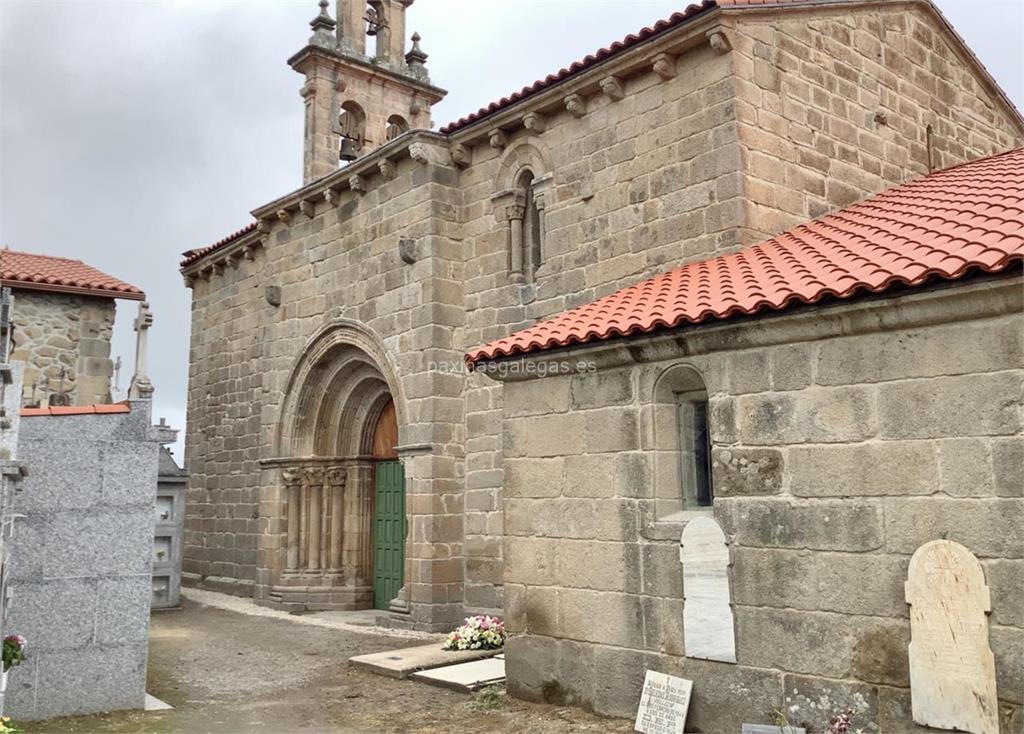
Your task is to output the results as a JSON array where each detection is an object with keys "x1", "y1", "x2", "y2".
[{"x1": 290, "y1": 0, "x2": 447, "y2": 184}]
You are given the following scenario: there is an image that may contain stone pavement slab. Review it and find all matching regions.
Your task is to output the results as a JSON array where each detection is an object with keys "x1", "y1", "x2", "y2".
[
  {"x1": 348, "y1": 642, "x2": 500, "y2": 679},
  {"x1": 410, "y1": 657, "x2": 506, "y2": 692}
]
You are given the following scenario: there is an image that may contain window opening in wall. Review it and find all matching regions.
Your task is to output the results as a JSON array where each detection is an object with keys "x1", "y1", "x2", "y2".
[
  {"x1": 517, "y1": 169, "x2": 542, "y2": 280},
  {"x1": 675, "y1": 390, "x2": 713, "y2": 508},
  {"x1": 386, "y1": 114, "x2": 410, "y2": 141},
  {"x1": 338, "y1": 101, "x2": 366, "y2": 162}
]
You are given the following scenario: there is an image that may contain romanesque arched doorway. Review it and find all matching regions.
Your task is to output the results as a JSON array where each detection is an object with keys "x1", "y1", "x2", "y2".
[{"x1": 265, "y1": 323, "x2": 407, "y2": 613}]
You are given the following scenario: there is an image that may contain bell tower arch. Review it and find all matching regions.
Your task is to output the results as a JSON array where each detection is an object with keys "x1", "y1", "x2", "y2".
[{"x1": 291, "y1": 0, "x2": 447, "y2": 183}]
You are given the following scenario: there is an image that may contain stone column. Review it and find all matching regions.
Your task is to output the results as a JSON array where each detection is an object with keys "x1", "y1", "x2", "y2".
[
  {"x1": 326, "y1": 466, "x2": 347, "y2": 574},
  {"x1": 344, "y1": 461, "x2": 375, "y2": 585},
  {"x1": 302, "y1": 466, "x2": 324, "y2": 572},
  {"x1": 283, "y1": 467, "x2": 302, "y2": 572},
  {"x1": 508, "y1": 202, "x2": 526, "y2": 282}
]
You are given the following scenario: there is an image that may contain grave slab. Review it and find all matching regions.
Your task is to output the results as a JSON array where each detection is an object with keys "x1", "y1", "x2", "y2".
[
  {"x1": 349, "y1": 643, "x2": 500, "y2": 679},
  {"x1": 410, "y1": 657, "x2": 506, "y2": 692}
]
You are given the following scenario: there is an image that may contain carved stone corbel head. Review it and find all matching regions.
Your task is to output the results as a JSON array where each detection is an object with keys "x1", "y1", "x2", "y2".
[
  {"x1": 707, "y1": 28, "x2": 732, "y2": 54},
  {"x1": 299, "y1": 199, "x2": 316, "y2": 219},
  {"x1": 522, "y1": 112, "x2": 546, "y2": 133},
  {"x1": 652, "y1": 53, "x2": 677, "y2": 80},
  {"x1": 276, "y1": 209, "x2": 291, "y2": 224},
  {"x1": 600, "y1": 76, "x2": 625, "y2": 101},
  {"x1": 564, "y1": 93, "x2": 586, "y2": 118},
  {"x1": 450, "y1": 142, "x2": 471, "y2": 168},
  {"x1": 349, "y1": 174, "x2": 366, "y2": 194},
  {"x1": 488, "y1": 129, "x2": 508, "y2": 150},
  {"x1": 379, "y1": 158, "x2": 397, "y2": 180}
]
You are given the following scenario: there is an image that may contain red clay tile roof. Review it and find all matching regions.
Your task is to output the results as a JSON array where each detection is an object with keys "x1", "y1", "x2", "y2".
[
  {"x1": 467, "y1": 147, "x2": 1024, "y2": 365},
  {"x1": 439, "y1": 0, "x2": 716, "y2": 134},
  {"x1": 180, "y1": 222, "x2": 258, "y2": 267},
  {"x1": 21, "y1": 403, "x2": 131, "y2": 417},
  {"x1": 0, "y1": 249, "x2": 145, "y2": 300}
]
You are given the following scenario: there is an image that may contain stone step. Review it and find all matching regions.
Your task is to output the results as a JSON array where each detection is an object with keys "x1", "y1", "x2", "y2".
[{"x1": 349, "y1": 642, "x2": 500, "y2": 679}]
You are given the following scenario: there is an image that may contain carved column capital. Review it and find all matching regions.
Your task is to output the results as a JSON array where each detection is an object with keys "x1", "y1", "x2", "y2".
[
  {"x1": 301, "y1": 465, "x2": 324, "y2": 487},
  {"x1": 325, "y1": 466, "x2": 347, "y2": 488}
]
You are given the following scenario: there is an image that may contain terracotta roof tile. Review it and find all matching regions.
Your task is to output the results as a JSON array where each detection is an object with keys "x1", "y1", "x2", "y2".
[
  {"x1": 21, "y1": 403, "x2": 131, "y2": 417},
  {"x1": 0, "y1": 249, "x2": 144, "y2": 300},
  {"x1": 180, "y1": 222, "x2": 258, "y2": 267},
  {"x1": 467, "y1": 148, "x2": 1024, "y2": 365}
]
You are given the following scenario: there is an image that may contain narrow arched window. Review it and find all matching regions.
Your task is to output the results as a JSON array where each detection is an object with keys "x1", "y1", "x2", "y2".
[
  {"x1": 652, "y1": 365, "x2": 713, "y2": 518},
  {"x1": 385, "y1": 114, "x2": 410, "y2": 141},
  {"x1": 517, "y1": 170, "x2": 542, "y2": 281}
]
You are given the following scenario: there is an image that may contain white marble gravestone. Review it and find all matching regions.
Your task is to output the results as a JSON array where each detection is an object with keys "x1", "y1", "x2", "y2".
[
  {"x1": 680, "y1": 516, "x2": 736, "y2": 663},
  {"x1": 906, "y1": 540, "x2": 999, "y2": 734},
  {"x1": 634, "y1": 670, "x2": 692, "y2": 734}
]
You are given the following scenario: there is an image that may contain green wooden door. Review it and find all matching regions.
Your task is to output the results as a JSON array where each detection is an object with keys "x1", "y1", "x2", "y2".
[{"x1": 373, "y1": 460, "x2": 406, "y2": 610}]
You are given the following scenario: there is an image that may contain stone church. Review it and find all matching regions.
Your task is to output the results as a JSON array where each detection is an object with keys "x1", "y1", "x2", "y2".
[{"x1": 182, "y1": 1, "x2": 1022, "y2": 724}]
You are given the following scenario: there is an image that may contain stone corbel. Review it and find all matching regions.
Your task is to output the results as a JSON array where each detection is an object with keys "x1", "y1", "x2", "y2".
[
  {"x1": 349, "y1": 174, "x2": 366, "y2": 194},
  {"x1": 652, "y1": 53, "x2": 677, "y2": 80},
  {"x1": 257, "y1": 219, "x2": 272, "y2": 235},
  {"x1": 409, "y1": 142, "x2": 453, "y2": 167},
  {"x1": 213, "y1": 260, "x2": 225, "y2": 276},
  {"x1": 183, "y1": 273, "x2": 197, "y2": 289},
  {"x1": 200, "y1": 265, "x2": 213, "y2": 280},
  {"x1": 379, "y1": 158, "x2": 397, "y2": 180},
  {"x1": 299, "y1": 79, "x2": 316, "y2": 102},
  {"x1": 450, "y1": 142, "x2": 471, "y2": 168},
  {"x1": 707, "y1": 28, "x2": 732, "y2": 54},
  {"x1": 276, "y1": 209, "x2": 291, "y2": 224},
  {"x1": 299, "y1": 199, "x2": 316, "y2": 219},
  {"x1": 324, "y1": 188, "x2": 340, "y2": 206},
  {"x1": 564, "y1": 93, "x2": 586, "y2": 118},
  {"x1": 409, "y1": 97, "x2": 425, "y2": 116},
  {"x1": 399, "y1": 237, "x2": 417, "y2": 264},
  {"x1": 522, "y1": 112, "x2": 546, "y2": 133},
  {"x1": 600, "y1": 76, "x2": 625, "y2": 101},
  {"x1": 488, "y1": 129, "x2": 508, "y2": 150},
  {"x1": 241, "y1": 244, "x2": 255, "y2": 261}
]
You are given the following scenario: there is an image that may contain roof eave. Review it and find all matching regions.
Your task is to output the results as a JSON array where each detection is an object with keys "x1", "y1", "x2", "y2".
[{"x1": 5, "y1": 281, "x2": 146, "y2": 301}]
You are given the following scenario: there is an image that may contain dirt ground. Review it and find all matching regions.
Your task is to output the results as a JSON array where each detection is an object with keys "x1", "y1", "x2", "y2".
[{"x1": 23, "y1": 596, "x2": 634, "y2": 734}]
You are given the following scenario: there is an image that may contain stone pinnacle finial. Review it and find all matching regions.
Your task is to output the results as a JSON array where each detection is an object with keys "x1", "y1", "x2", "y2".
[
  {"x1": 309, "y1": 0, "x2": 337, "y2": 47},
  {"x1": 405, "y1": 31, "x2": 428, "y2": 70}
]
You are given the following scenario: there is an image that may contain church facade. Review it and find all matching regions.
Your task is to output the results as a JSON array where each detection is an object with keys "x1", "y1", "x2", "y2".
[{"x1": 181, "y1": 0, "x2": 1021, "y2": 644}]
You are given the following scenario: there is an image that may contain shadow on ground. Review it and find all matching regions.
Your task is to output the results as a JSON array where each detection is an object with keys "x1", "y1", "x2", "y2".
[{"x1": 22, "y1": 598, "x2": 632, "y2": 733}]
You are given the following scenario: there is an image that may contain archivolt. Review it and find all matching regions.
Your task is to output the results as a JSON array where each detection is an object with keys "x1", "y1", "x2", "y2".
[{"x1": 274, "y1": 320, "x2": 405, "y2": 458}]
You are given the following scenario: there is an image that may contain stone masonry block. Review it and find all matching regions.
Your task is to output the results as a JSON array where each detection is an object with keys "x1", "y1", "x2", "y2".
[
  {"x1": 563, "y1": 452, "x2": 647, "y2": 499},
  {"x1": 43, "y1": 509, "x2": 154, "y2": 577},
  {"x1": 787, "y1": 440, "x2": 937, "y2": 497},
  {"x1": 712, "y1": 447, "x2": 783, "y2": 496},
  {"x1": 556, "y1": 540, "x2": 640, "y2": 593},
  {"x1": 6, "y1": 578, "x2": 97, "y2": 651},
  {"x1": 570, "y1": 369, "x2": 634, "y2": 409},
  {"x1": 505, "y1": 414, "x2": 586, "y2": 458},
  {"x1": 937, "y1": 437, "x2": 994, "y2": 497},
  {"x1": 983, "y1": 559, "x2": 1024, "y2": 627},
  {"x1": 557, "y1": 588, "x2": 644, "y2": 649},
  {"x1": 781, "y1": 674, "x2": 879, "y2": 731},
  {"x1": 504, "y1": 376, "x2": 570, "y2": 417},
  {"x1": 816, "y1": 318, "x2": 1023, "y2": 385},
  {"x1": 24, "y1": 643, "x2": 147, "y2": 720},
  {"x1": 584, "y1": 407, "x2": 640, "y2": 453},
  {"x1": 731, "y1": 547, "x2": 909, "y2": 617},
  {"x1": 717, "y1": 497, "x2": 883, "y2": 551},
  {"x1": 878, "y1": 372, "x2": 1022, "y2": 439},
  {"x1": 736, "y1": 606, "x2": 909, "y2": 686},
  {"x1": 882, "y1": 497, "x2": 1023, "y2": 558},
  {"x1": 504, "y1": 536, "x2": 559, "y2": 586},
  {"x1": 735, "y1": 386, "x2": 876, "y2": 445},
  {"x1": 991, "y1": 625, "x2": 1024, "y2": 704},
  {"x1": 95, "y1": 576, "x2": 152, "y2": 645},
  {"x1": 504, "y1": 457, "x2": 563, "y2": 498},
  {"x1": 770, "y1": 343, "x2": 813, "y2": 391},
  {"x1": 992, "y1": 437, "x2": 1024, "y2": 498}
]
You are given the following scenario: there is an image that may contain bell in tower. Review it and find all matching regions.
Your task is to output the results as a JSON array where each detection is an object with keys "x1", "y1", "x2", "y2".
[{"x1": 289, "y1": 0, "x2": 447, "y2": 183}]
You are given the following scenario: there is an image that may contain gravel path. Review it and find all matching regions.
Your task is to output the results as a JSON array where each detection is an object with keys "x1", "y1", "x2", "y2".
[{"x1": 22, "y1": 591, "x2": 633, "y2": 734}]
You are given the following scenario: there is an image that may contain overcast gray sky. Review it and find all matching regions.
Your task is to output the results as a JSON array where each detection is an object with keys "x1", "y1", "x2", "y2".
[{"x1": 1, "y1": 0, "x2": 1022, "y2": 461}]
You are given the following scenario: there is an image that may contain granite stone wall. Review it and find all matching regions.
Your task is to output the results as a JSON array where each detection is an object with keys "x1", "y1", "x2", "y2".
[
  {"x1": 4, "y1": 401, "x2": 159, "y2": 721},
  {"x1": 8, "y1": 290, "x2": 116, "y2": 408},
  {"x1": 497, "y1": 279, "x2": 1023, "y2": 733},
  {"x1": 182, "y1": 0, "x2": 1023, "y2": 626},
  {"x1": 729, "y1": 3, "x2": 1022, "y2": 239}
]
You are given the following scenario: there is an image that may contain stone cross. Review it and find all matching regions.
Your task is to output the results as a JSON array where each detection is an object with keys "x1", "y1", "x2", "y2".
[
  {"x1": 906, "y1": 539, "x2": 999, "y2": 734},
  {"x1": 128, "y1": 301, "x2": 155, "y2": 399},
  {"x1": 0, "y1": 287, "x2": 12, "y2": 363}
]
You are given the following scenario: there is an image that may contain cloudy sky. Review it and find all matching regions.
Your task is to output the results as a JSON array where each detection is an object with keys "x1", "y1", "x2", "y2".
[{"x1": 1, "y1": 0, "x2": 1022, "y2": 460}]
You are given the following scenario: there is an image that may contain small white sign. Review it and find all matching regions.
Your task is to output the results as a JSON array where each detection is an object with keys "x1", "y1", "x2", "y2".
[{"x1": 634, "y1": 670, "x2": 693, "y2": 734}]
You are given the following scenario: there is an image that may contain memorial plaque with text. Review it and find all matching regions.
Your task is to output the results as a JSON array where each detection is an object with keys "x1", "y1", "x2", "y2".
[{"x1": 634, "y1": 670, "x2": 692, "y2": 734}]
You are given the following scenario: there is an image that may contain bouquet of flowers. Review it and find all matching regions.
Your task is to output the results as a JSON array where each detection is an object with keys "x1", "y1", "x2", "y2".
[
  {"x1": 442, "y1": 615, "x2": 506, "y2": 651},
  {"x1": 2, "y1": 634, "x2": 26, "y2": 672}
]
